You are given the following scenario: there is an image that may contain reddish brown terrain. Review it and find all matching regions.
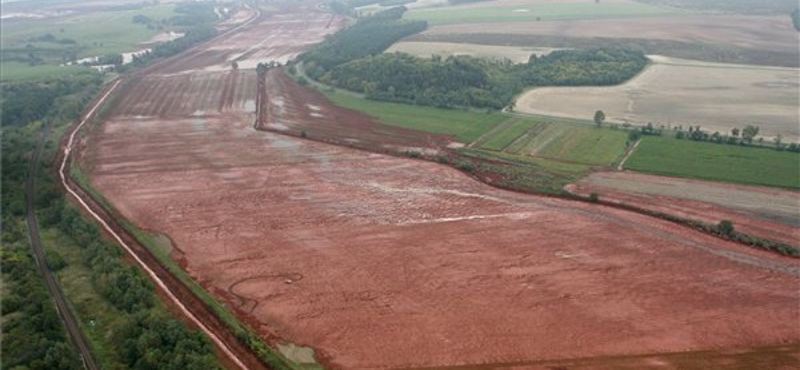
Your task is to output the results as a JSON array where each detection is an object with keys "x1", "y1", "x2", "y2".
[
  {"x1": 569, "y1": 172, "x2": 800, "y2": 246},
  {"x1": 258, "y1": 69, "x2": 450, "y2": 154},
  {"x1": 80, "y1": 3, "x2": 800, "y2": 369}
]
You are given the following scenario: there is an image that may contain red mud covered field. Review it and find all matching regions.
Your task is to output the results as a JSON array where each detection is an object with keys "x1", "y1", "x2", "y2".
[
  {"x1": 81, "y1": 3, "x2": 800, "y2": 369},
  {"x1": 569, "y1": 172, "x2": 800, "y2": 246}
]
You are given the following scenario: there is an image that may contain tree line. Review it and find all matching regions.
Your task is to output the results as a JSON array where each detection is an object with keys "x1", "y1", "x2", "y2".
[
  {"x1": 300, "y1": 6, "x2": 427, "y2": 79},
  {"x1": 299, "y1": 7, "x2": 646, "y2": 110},
  {"x1": 1, "y1": 73, "x2": 222, "y2": 369},
  {"x1": 1, "y1": 71, "x2": 102, "y2": 128},
  {"x1": 329, "y1": 0, "x2": 415, "y2": 15},
  {"x1": 321, "y1": 48, "x2": 648, "y2": 109}
]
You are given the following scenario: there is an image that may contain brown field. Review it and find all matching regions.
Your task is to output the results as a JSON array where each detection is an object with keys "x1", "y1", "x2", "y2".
[
  {"x1": 147, "y1": 5, "x2": 344, "y2": 75},
  {"x1": 516, "y1": 56, "x2": 800, "y2": 141},
  {"x1": 258, "y1": 69, "x2": 450, "y2": 154},
  {"x1": 422, "y1": 14, "x2": 799, "y2": 56},
  {"x1": 81, "y1": 3, "x2": 800, "y2": 369},
  {"x1": 568, "y1": 171, "x2": 800, "y2": 246}
]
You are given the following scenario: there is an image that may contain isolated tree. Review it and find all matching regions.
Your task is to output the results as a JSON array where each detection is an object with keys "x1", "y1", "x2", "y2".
[
  {"x1": 593, "y1": 110, "x2": 605, "y2": 128},
  {"x1": 774, "y1": 133, "x2": 783, "y2": 150},
  {"x1": 507, "y1": 100, "x2": 516, "y2": 112},
  {"x1": 717, "y1": 220, "x2": 734, "y2": 236},
  {"x1": 742, "y1": 125, "x2": 759, "y2": 144},
  {"x1": 731, "y1": 127, "x2": 740, "y2": 137},
  {"x1": 231, "y1": 61, "x2": 238, "y2": 70}
]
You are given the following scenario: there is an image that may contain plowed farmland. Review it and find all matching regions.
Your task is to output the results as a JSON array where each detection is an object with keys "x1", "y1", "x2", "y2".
[{"x1": 81, "y1": 3, "x2": 800, "y2": 370}]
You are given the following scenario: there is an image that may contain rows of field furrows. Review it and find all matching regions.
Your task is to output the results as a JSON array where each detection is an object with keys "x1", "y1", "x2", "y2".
[
  {"x1": 111, "y1": 70, "x2": 257, "y2": 117},
  {"x1": 263, "y1": 72, "x2": 441, "y2": 148}
]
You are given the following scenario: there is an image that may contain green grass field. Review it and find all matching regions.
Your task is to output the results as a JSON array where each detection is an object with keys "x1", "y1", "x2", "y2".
[
  {"x1": 41, "y1": 228, "x2": 130, "y2": 370},
  {"x1": 405, "y1": 2, "x2": 676, "y2": 25},
  {"x1": 625, "y1": 136, "x2": 800, "y2": 189},
  {"x1": 480, "y1": 117, "x2": 541, "y2": 151},
  {"x1": 2, "y1": 4, "x2": 177, "y2": 58},
  {"x1": 477, "y1": 115, "x2": 628, "y2": 166},
  {"x1": 536, "y1": 126, "x2": 627, "y2": 165},
  {"x1": 325, "y1": 92, "x2": 508, "y2": 142},
  {"x1": 0, "y1": 61, "x2": 94, "y2": 81},
  {"x1": 1, "y1": 3, "x2": 177, "y2": 81}
]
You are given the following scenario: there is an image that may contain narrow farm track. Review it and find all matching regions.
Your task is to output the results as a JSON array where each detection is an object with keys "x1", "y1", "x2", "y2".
[{"x1": 26, "y1": 127, "x2": 101, "y2": 370}]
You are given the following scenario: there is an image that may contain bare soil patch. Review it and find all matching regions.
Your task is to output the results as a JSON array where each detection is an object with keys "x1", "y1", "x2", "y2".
[
  {"x1": 412, "y1": 14, "x2": 800, "y2": 67},
  {"x1": 423, "y1": 14, "x2": 799, "y2": 55},
  {"x1": 258, "y1": 69, "x2": 451, "y2": 155},
  {"x1": 150, "y1": 4, "x2": 344, "y2": 75},
  {"x1": 569, "y1": 171, "x2": 800, "y2": 245}
]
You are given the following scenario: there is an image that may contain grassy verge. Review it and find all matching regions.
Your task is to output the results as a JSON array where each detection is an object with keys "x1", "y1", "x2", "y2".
[
  {"x1": 325, "y1": 91, "x2": 508, "y2": 142},
  {"x1": 457, "y1": 147, "x2": 592, "y2": 194},
  {"x1": 69, "y1": 138, "x2": 317, "y2": 370},
  {"x1": 0, "y1": 62, "x2": 95, "y2": 81},
  {"x1": 625, "y1": 136, "x2": 800, "y2": 189},
  {"x1": 479, "y1": 115, "x2": 628, "y2": 166},
  {"x1": 2, "y1": 4, "x2": 178, "y2": 59},
  {"x1": 40, "y1": 228, "x2": 131, "y2": 370}
]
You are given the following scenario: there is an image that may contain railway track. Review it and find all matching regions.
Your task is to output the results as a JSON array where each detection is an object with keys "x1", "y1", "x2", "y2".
[
  {"x1": 26, "y1": 126, "x2": 101, "y2": 370},
  {"x1": 53, "y1": 6, "x2": 276, "y2": 370}
]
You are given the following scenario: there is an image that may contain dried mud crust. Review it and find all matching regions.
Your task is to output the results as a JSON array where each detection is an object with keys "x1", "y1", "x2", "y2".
[
  {"x1": 569, "y1": 171, "x2": 800, "y2": 246},
  {"x1": 86, "y1": 108, "x2": 800, "y2": 368}
]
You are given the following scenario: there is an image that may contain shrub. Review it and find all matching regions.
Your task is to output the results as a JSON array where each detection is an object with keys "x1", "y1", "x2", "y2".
[
  {"x1": 456, "y1": 161, "x2": 475, "y2": 173},
  {"x1": 716, "y1": 220, "x2": 734, "y2": 236}
]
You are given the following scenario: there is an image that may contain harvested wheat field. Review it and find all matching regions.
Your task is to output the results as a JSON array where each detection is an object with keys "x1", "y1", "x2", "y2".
[
  {"x1": 517, "y1": 56, "x2": 800, "y2": 141},
  {"x1": 422, "y1": 14, "x2": 799, "y2": 55},
  {"x1": 79, "y1": 3, "x2": 800, "y2": 370},
  {"x1": 568, "y1": 171, "x2": 800, "y2": 246},
  {"x1": 387, "y1": 41, "x2": 558, "y2": 63}
]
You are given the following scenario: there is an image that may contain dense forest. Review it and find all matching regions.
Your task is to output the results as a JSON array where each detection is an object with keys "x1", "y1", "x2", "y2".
[
  {"x1": 322, "y1": 48, "x2": 648, "y2": 109},
  {"x1": 0, "y1": 71, "x2": 102, "y2": 127},
  {"x1": 1, "y1": 74, "x2": 222, "y2": 370},
  {"x1": 301, "y1": 7, "x2": 647, "y2": 110},
  {"x1": 300, "y1": 6, "x2": 427, "y2": 79}
]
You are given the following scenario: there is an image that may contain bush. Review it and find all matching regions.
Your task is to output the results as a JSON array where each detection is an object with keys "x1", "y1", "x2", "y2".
[
  {"x1": 717, "y1": 220, "x2": 734, "y2": 236},
  {"x1": 456, "y1": 161, "x2": 475, "y2": 173},
  {"x1": 45, "y1": 251, "x2": 67, "y2": 271},
  {"x1": 589, "y1": 192, "x2": 599, "y2": 203}
]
